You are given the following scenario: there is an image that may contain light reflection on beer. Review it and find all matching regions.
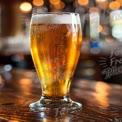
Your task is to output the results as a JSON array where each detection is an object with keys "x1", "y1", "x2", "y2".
[{"x1": 94, "y1": 81, "x2": 111, "y2": 107}]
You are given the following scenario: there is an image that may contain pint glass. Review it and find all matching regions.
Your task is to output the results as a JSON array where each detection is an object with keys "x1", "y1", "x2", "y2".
[{"x1": 29, "y1": 12, "x2": 82, "y2": 112}]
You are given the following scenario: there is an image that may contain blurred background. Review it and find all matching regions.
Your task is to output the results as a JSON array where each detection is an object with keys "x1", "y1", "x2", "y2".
[{"x1": 0, "y1": 0, "x2": 122, "y2": 84}]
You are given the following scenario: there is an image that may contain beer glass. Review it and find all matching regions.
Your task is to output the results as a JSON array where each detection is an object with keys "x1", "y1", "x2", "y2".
[{"x1": 29, "y1": 12, "x2": 82, "y2": 112}]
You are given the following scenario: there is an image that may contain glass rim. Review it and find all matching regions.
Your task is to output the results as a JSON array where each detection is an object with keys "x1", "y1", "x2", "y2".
[{"x1": 32, "y1": 11, "x2": 80, "y2": 16}]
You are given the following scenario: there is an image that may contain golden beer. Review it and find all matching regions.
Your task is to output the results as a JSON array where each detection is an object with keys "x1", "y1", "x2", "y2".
[
  {"x1": 30, "y1": 24, "x2": 81, "y2": 97},
  {"x1": 29, "y1": 13, "x2": 82, "y2": 112}
]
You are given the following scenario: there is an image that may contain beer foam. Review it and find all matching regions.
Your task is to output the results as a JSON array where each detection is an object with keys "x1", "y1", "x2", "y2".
[{"x1": 31, "y1": 14, "x2": 80, "y2": 24}]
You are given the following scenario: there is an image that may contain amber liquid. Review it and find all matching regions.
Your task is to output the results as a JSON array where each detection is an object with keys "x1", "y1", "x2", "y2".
[{"x1": 30, "y1": 24, "x2": 82, "y2": 98}]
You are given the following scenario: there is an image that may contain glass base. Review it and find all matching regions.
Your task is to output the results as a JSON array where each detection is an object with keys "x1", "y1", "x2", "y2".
[{"x1": 29, "y1": 96, "x2": 82, "y2": 116}]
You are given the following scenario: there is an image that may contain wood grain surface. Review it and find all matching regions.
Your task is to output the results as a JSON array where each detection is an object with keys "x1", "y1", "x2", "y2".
[{"x1": 0, "y1": 69, "x2": 122, "y2": 122}]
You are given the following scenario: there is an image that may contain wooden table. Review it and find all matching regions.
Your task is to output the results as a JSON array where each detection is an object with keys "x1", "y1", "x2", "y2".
[{"x1": 0, "y1": 69, "x2": 122, "y2": 122}]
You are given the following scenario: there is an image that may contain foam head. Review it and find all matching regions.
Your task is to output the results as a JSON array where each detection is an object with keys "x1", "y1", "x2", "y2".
[{"x1": 31, "y1": 13, "x2": 80, "y2": 24}]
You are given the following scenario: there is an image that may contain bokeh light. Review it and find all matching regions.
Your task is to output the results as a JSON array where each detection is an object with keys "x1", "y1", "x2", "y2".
[
  {"x1": 109, "y1": 1, "x2": 120, "y2": 10},
  {"x1": 116, "y1": 0, "x2": 122, "y2": 6},
  {"x1": 19, "y1": 2, "x2": 32, "y2": 13},
  {"x1": 112, "y1": 25, "x2": 122, "y2": 39},
  {"x1": 78, "y1": 0, "x2": 89, "y2": 6},
  {"x1": 54, "y1": 1, "x2": 65, "y2": 10},
  {"x1": 98, "y1": 25, "x2": 103, "y2": 32},
  {"x1": 96, "y1": 0, "x2": 106, "y2": 2},
  {"x1": 33, "y1": 0, "x2": 44, "y2": 6},
  {"x1": 99, "y1": 1, "x2": 109, "y2": 10},
  {"x1": 49, "y1": 0, "x2": 60, "y2": 5}
]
